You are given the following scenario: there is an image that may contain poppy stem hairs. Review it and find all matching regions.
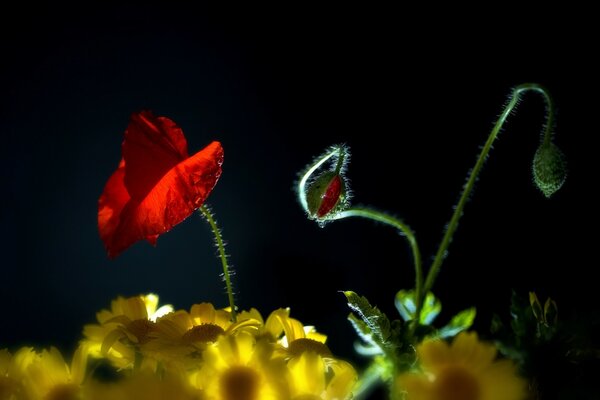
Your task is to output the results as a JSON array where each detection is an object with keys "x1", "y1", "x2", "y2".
[
  {"x1": 297, "y1": 83, "x2": 567, "y2": 398},
  {"x1": 424, "y1": 83, "x2": 565, "y2": 297},
  {"x1": 199, "y1": 204, "x2": 237, "y2": 322}
]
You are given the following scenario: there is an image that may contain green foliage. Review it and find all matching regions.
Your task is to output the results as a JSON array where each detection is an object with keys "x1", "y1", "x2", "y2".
[
  {"x1": 348, "y1": 313, "x2": 383, "y2": 356},
  {"x1": 437, "y1": 308, "x2": 477, "y2": 338},
  {"x1": 395, "y1": 290, "x2": 441, "y2": 324},
  {"x1": 490, "y1": 291, "x2": 600, "y2": 399},
  {"x1": 344, "y1": 291, "x2": 391, "y2": 344}
]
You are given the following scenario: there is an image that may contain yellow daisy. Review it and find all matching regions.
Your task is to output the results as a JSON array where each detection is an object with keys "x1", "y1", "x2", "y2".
[
  {"x1": 17, "y1": 345, "x2": 87, "y2": 400},
  {"x1": 397, "y1": 331, "x2": 526, "y2": 400},
  {"x1": 265, "y1": 309, "x2": 331, "y2": 361},
  {"x1": 81, "y1": 293, "x2": 173, "y2": 369},
  {"x1": 195, "y1": 331, "x2": 284, "y2": 400},
  {"x1": 147, "y1": 303, "x2": 261, "y2": 368},
  {"x1": 287, "y1": 352, "x2": 357, "y2": 400}
]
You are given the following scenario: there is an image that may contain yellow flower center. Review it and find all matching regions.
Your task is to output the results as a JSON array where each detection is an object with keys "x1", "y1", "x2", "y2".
[
  {"x1": 45, "y1": 383, "x2": 79, "y2": 400},
  {"x1": 288, "y1": 338, "x2": 332, "y2": 358},
  {"x1": 127, "y1": 319, "x2": 156, "y2": 344},
  {"x1": 182, "y1": 323, "x2": 225, "y2": 343},
  {"x1": 220, "y1": 366, "x2": 260, "y2": 400},
  {"x1": 433, "y1": 366, "x2": 480, "y2": 400}
]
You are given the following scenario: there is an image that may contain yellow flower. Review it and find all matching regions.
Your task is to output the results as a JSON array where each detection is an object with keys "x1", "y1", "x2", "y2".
[
  {"x1": 398, "y1": 332, "x2": 526, "y2": 400},
  {"x1": 84, "y1": 372, "x2": 204, "y2": 400},
  {"x1": 268, "y1": 309, "x2": 357, "y2": 399},
  {"x1": 146, "y1": 303, "x2": 261, "y2": 369},
  {"x1": 288, "y1": 352, "x2": 357, "y2": 400},
  {"x1": 266, "y1": 309, "x2": 331, "y2": 361},
  {"x1": 195, "y1": 332, "x2": 283, "y2": 400},
  {"x1": 1, "y1": 349, "x2": 21, "y2": 400},
  {"x1": 81, "y1": 293, "x2": 173, "y2": 369},
  {"x1": 16, "y1": 346, "x2": 87, "y2": 400}
]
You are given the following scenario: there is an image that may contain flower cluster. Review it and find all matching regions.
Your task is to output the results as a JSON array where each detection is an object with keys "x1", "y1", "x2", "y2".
[{"x1": 1, "y1": 294, "x2": 356, "y2": 400}]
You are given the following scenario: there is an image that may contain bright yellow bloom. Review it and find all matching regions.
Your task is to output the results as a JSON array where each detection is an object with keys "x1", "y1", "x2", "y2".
[
  {"x1": 398, "y1": 332, "x2": 526, "y2": 400},
  {"x1": 288, "y1": 352, "x2": 357, "y2": 400},
  {"x1": 195, "y1": 332, "x2": 283, "y2": 400},
  {"x1": 266, "y1": 309, "x2": 331, "y2": 361},
  {"x1": 12, "y1": 346, "x2": 87, "y2": 400},
  {"x1": 146, "y1": 303, "x2": 261, "y2": 370},
  {"x1": 82, "y1": 293, "x2": 173, "y2": 369}
]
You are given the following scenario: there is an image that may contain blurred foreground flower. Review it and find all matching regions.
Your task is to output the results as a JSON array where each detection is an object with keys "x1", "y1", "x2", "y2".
[
  {"x1": 98, "y1": 111, "x2": 223, "y2": 258},
  {"x1": 397, "y1": 332, "x2": 526, "y2": 400}
]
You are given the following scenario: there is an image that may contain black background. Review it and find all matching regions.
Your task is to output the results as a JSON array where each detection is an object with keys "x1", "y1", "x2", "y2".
[{"x1": 1, "y1": 4, "x2": 597, "y2": 396}]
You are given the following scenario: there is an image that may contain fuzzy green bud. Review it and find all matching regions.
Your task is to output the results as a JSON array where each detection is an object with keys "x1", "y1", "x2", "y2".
[
  {"x1": 297, "y1": 144, "x2": 350, "y2": 222},
  {"x1": 533, "y1": 142, "x2": 567, "y2": 198},
  {"x1": 306, "y1": 171, "x2": 347, "y2": 219}
]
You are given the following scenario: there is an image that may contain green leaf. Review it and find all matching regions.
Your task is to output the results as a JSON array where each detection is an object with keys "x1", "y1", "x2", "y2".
[
  {"x1": 395, "y1": 290, "x2": 441, "y2": 324},
  {"x1": 344, "y1": 291, "x2": 391, "y2": 343},
  {"x1": 348, "y1": 313, "x2": 378, "y2": 348},
  {"x1": 529, "y1": 292, "x2": 544, "y2": 323},
  {"x1": 490, "y1": 313, "x2": 504, "y2": 334},
  {"x1": 510, "y1": 290, "x2": 533, "y2": 338},
  {"x1": 544, "y1": 297, "x2": 558, "y2": 326},
  {"x1": 395, "y1": 290, "x2": 416, "y2": 322},
  {"x1": 438, "y1": 308, "x2": 476, "y2": 338}
]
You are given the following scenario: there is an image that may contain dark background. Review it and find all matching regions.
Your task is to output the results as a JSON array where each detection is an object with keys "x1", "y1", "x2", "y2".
[{"x1": 1, "y1": 4, "x2": 596, "y2": 395}]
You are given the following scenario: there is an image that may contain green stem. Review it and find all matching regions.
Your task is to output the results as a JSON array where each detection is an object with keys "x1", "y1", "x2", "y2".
[
  {"x1": 199, "y1": 204, "x2": 237, "y2": 322},
  {"x1": 353, "y1": 363, "x2": 384, "y2": 400},
  {"x1": 422, "y1": 83, "x2": 555, "y2": 298},
  {"x1": 332, "y1": 207, "x2": 423, "y2": 321}
]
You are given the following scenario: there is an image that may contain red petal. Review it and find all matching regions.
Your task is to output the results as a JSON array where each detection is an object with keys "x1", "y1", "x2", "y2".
[
  {"x1": 99, "y1": 141, "x2": 223, "y2": 258},
  {"x1": 317, "y1": 174, "x2": 342, "y2": 218},
  {"x1": 123, "y1": 111, "x2": 189, "y2": 200},
  {"x1": 98, "y1": 159, "x2": 130, "y2": 252}
]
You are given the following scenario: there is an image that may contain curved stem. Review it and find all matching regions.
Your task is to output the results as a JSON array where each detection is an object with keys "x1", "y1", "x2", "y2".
[
  {"x1": 199, "y1": 204, "x2": 237, "y2": 322},
  {"x1": 422, "y1": 83, "x2": 555, "y2": 297},
  {"x1": 332, "y1": 207, "x2": 423, "y2": 318}
]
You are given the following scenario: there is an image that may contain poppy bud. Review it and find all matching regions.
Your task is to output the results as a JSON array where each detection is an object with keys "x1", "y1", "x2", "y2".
[
  {"x1": 533, "y1": 142, "x2": 567, "y2": 198},
  {"x1": 306, "y1": 171, "x2": 347, "y2": 219},
  {"x1": 297, "y1": 144, "x2": 351, "y2": 223}
]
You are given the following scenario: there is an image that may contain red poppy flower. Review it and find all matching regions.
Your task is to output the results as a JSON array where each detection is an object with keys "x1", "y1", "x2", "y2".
[{"x1": 98, "y1": 111, "x2": 223, "y2": 258}]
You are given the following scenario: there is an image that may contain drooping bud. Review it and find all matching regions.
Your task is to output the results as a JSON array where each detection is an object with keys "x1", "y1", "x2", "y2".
[
  {"x1": 297, "y1": 145, "x2": 351, "y2": 223},
  {"x1": 306, "y1": 171, "x2": 347, "y2": 219},
  {"x1": 533, "y1": 142, "x2": 567, "y2": 198}
]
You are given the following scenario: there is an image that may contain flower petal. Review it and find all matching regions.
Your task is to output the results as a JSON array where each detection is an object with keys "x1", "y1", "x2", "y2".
[
  {"x1": 98, "y1": 159, "x2": 129, "y2": 253},
  {"x1": 123, "y1": 111, "x2": 189, "y2": 200},
  {"x1": 99, "y1": 140, "x2": 223, "y2": 258}
]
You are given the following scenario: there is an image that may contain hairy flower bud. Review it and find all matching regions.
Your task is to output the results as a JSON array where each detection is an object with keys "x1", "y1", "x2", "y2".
[
  {"x1": 297, "y1": 144, "x2": 351, "y2": 223},
  {"x1": 533, "y1": 142, "x2": 567, "y2": 198},
  {"x1": 306, "y1": 171, "x2": 347, "y2": 219}
]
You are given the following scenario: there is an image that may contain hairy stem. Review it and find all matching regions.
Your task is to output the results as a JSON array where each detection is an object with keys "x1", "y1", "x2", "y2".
[
  {"x1": 422, "y1": 83, "x2": 555, "y2": 299},
  {"x1": 199, "y1": 204, "x2": 237, "y2": 322},
  {"x1": 332, "y1": 207, "x2": 423, "y2": 321}
]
